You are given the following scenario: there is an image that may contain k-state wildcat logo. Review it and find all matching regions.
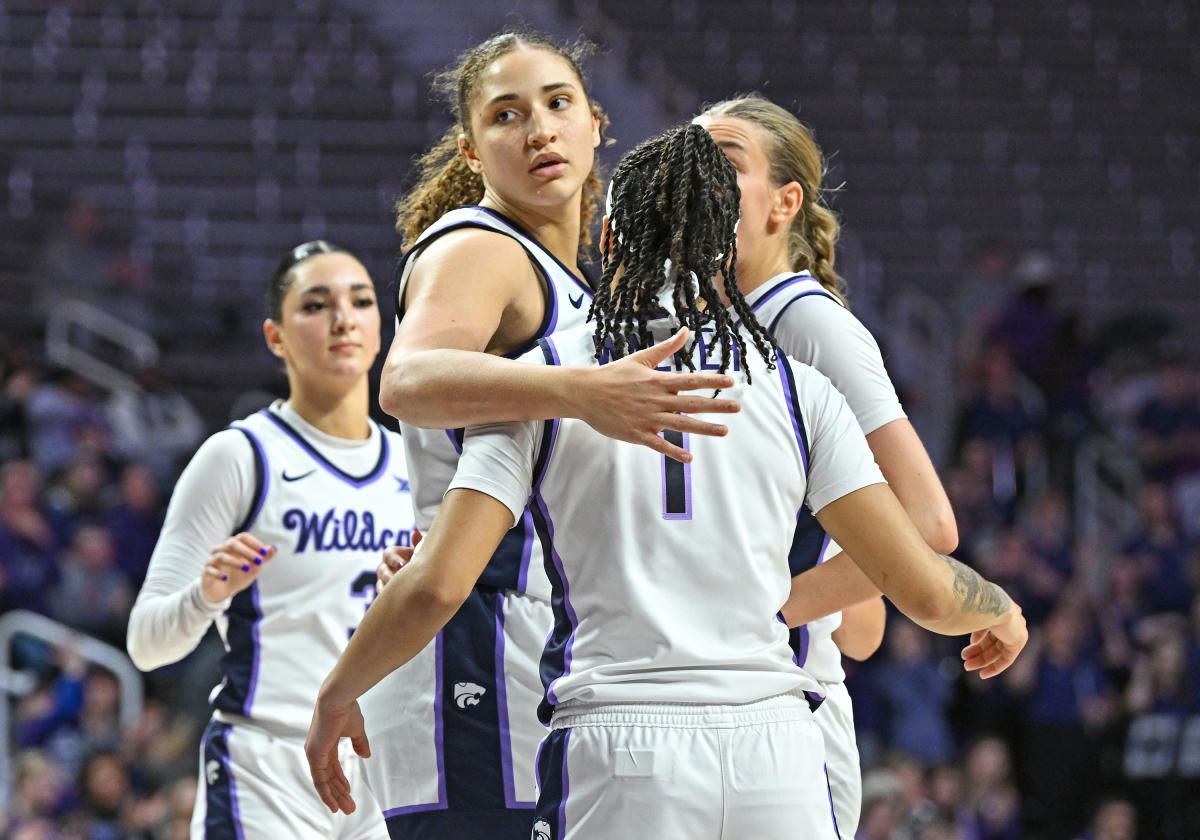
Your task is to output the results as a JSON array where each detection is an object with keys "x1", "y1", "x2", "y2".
[
  {"x1": 206, "y1": 759, "x2": 221, "y2": 785},
  {"x1": 532, "y1": 819, "x2": 552, "y2": 840},
  {"x1": 453, "y1": 682, "x2": 487, "y2": 709}
]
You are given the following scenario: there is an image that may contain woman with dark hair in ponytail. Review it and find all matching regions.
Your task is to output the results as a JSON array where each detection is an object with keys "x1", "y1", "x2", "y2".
[
  {"x1": 351, "y1": 31, "x2": 739, "y2": 840},
  {"x1": 307, "y1": 125, "x2": 1026, "y2": 839},
  {"x1": 695, "y1": 94, "x2": 960, "y2": 839},
  {"x1": 128, "y1": 242, "x2": 414, "y2": 839}
]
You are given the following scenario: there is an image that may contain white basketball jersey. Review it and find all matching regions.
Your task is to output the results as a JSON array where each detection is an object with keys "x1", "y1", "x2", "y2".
[
  {"x1": 210, "y1": 407, "x2": 415, "y2": 736},
  {"x1": 394, "y1": 205, "x2": 595, "y2": 599},
  {"x1": 449, "y1": 319, "x2": 886, "y2": 717}
]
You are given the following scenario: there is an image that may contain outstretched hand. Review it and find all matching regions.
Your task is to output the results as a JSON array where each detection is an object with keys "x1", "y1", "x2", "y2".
[
  {"x1": 961, "y1": 605, "x2": 1028, "y2": 679},
  {"x1": 305, "y1": 695, "x2": 370, "y2": 815},
  {"x1": 574, "y1": 328, "x2": 741, "y2": 462}
]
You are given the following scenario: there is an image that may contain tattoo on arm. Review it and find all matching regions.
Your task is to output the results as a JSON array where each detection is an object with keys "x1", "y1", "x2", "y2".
[{"x1": 941, "y1": 554, "x2": 1012, "y2": 617}]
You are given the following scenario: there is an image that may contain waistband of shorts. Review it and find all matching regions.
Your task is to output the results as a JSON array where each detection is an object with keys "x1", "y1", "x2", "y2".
[{"x1": 549, "y1": 688, "x2": 818, "y2": 731}]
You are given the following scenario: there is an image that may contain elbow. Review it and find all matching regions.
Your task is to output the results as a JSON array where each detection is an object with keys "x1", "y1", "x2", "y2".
[
  {"x1": 378, "y1": 361, "x2": 414, "y2": 422},
  {"x1": 125, "y1": 626, "x2": 158, "y2": 673},
  {"x1": 413, "y1": 574, "x2": 472, "y2": 616},
  {"x1": 901, "y1": 590, "x2": 956, "y2": 630},
  {"x1": 924, "y1": 508, "x2": 959, "y2": 554}
]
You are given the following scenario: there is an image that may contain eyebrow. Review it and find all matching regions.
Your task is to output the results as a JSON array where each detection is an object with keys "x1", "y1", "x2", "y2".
[
  {"x1": 299, "y1": 284, "x2": 374, "y2": 296},
  {"x1": 714, "y1": 139, "x2": 746, "y2": 155},
  {"x1": 485, "y1": 81, "x2": 577, "y2": 108}
]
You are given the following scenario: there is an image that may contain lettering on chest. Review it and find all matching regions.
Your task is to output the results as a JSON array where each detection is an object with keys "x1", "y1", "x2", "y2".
[{"x1": 282, "y1": 508, "x2": 413, "y2": 553}]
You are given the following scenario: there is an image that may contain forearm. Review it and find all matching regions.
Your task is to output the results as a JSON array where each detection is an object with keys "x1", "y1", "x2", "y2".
[
  {"x1": 780, "y1": 552, "x2": 880, "y2": 627},
  {"x1": 318, "y1": 562, "x2": 464, "y2": 707},
  {"x1": 319, "y1": 488, "x2": 514, "y2": 706},
  {"x1": 831, "y1": 596, "x2": 887, "y2": 661},
  {"x1": 380, "y1": 348, "x2": 573, "y2": 428},
  {"x1": 127, "y1": 582, "x2": 226, "y2": 671},
  {"x1": 917, "y1": 554, "x2": 1016, "y2": 637}
]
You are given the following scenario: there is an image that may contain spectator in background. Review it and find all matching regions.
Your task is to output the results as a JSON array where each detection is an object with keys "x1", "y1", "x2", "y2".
[
  {"x1": 955, "y1": 347, "x2": 1045, "y2": 520},
  {"x1": 1135, "y1": 358, "x2": 1200, "y2": 485},
  {"x1": 32, "y1": 193, "x2": 111, "y2": 319},
  {"x1": 963, "y1": 736, "x2": 1021, "y2": 840},
  {"x1": 47, "y1": 524, "x2": 132, "y2": 646},
  {"x1": 24, "y1": 369, "x2": 110, "y2": 474},
  {"x1": 872, "y1": 617, "x2": 957, "y2": 765},
  {"x1": 1125, "y1": 620, "x2": 1197, "y2": 716},
  {"x1": 0, "y1": 459, "x2": 60, "y2": 616},
  {"x1": 987, "y1": 250, "x2": 1058, "y2": 389},
  {"x1": 106, "y1": 365, "x2": 204, "y2": 486},
  {"x1": 1007, "y1": 606, "x2": 1117, "y2": 839},
  {"x1": 1075, "y1": 798, "x2": 1137, "y2": 840},
  {"x1": 1122, "y1": 483, "x2": 1196, "y2": 616},
  {"x1": 44, "y1": 453, "x2": 110, "y2": 538},
  {"x1": 858, "y1": 767, "x2": 906, "y2": 840},
  {"x1": 7, "y1": 749, "x2": 72, "y2": 827},
  {"x1": 105, "y1": 462, "x2": 163, "y2": 584}
]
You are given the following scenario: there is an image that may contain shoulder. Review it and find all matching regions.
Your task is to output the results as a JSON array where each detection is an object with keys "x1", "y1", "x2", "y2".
[{"x1": 409, "y1": 227, "x2": 535, "y2": 287}]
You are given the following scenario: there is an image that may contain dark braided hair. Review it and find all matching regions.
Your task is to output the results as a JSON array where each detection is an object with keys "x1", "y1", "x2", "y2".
[{"x1": 591, "y1": 124, "x2": 775, "y2": 380}]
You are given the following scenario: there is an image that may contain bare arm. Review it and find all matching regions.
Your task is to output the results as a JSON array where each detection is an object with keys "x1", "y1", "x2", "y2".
[
  {"x1": 867, "y1": 418, "x2": 958, "y2": 552},
  {"x1": 779, "y1": 551, "x2": 878, "y2": 627},
  {"x1": 815, "y1": 483, "x2": 1025, "y2": 675},
  {"x1": 306, "y1": 488, "x2": 512, "y2": 815},
  {"x1": 831, "y1": 595, "x2": 887, "y2": 661},
  {"x1": 379, "y1": 230, "x2": 740, "y2": 461}
]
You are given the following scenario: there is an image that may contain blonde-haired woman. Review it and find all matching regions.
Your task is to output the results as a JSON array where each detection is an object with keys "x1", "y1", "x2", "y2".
[{"x1": 697, "y1": 93, "x2": 959, "y2": 839}]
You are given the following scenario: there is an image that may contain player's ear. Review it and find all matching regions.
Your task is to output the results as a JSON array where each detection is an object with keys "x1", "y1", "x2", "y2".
[
  {"x1": 769, "y1": 182, "x2": 803, "y2": 226},
  {"x1": 459, "y1": 133, "x2": 485, "y2": 175},
  {"x1": 263, "y1": 318, "x2": 286, "y2": 359}
]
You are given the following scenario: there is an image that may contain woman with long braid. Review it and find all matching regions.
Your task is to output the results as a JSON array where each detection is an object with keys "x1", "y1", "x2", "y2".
[
  {"x1": 695, "y1": 93, "x2": 960, "y2": 839},
  {"x1": 306, "y1": 124, "x2": 1026, "y2": 839},
  {"x1": 357, "y1": 32, "x2": 738, "y2": 839}
]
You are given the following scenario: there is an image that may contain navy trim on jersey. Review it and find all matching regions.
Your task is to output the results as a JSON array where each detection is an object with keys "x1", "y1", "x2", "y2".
[
  {"x1": 788, "y1": 508, "x2": 829, "y2": 577},
  {"x1": 445, "y1": 428, "x2": 464, "y2": 455},
  {"x1": 492, "y1": 590, "x2": 536, "y2": 808},
  {"x1": 775, "y1": 357, "x2": 812, "y2": 475},
  {"x1": 767, "y1": 289, "x2": 841, "y2": 335},
  {"x1": 229, "y1": 426, "x2": 268, "y2": 534},
  {"x1": 212, "y1": 582, "x2": 264, "y2": 718},
  {"x1": 258, "y1": 410, "x2": 389, "y2": 488},
  {"x1": 533, "y1": 727, "x2": 571, "y2": 840},
  {"x1": 470, "y1": 206, "x2": 593, "y2": 298},
  {"x1": 200, "y1": 719, "x2": 245, "y2": 840},
  {"x1": 532, "y1": 488, "x2": 577, "y2": 725},
  {"x1": 751, "y1": 274, "x2": 807, "y2": 312}
]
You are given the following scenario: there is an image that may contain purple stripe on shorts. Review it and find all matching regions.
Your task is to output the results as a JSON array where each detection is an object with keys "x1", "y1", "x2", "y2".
[
  {"x1": 219, "y1": 725, "x2": 247, "y2": 840},
  {"x1": 796, "y1": 623, "x2": 811, "y2": 667},
  {"x1": 558, "y1": 728, "x2": 572, "y2": 840},
  {"x1": 825, "y1": 764, "x2": 842, "y2": 838},
  {"x1": 493, "y1": 591, "x2": 520, "y2": 808}
]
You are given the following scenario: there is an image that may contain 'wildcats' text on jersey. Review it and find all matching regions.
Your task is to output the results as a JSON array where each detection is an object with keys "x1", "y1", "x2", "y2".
[{"x1": 210, "y1": 405, "x2": 415, "y2": 736}]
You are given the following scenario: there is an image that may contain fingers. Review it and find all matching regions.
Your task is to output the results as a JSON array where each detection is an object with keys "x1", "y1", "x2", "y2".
[
  {"x1": 666, "y1": 373, "x2": 737, "y2": 395},
  {"x1": 630, "y1": 327, "x2": 689, "y2": 368},
  {"x1": 961, "y1": 632, "x2": 1018, "y2": 679},
  {"x1": 658, "y1": 414, "x2": 729, "y2": 438},
  {"x1": 351, "y1": 732, "x2": 371, "y2": 759},
  {"x1": 412, "y1": 528, "x2": 422, "y2": 546}
]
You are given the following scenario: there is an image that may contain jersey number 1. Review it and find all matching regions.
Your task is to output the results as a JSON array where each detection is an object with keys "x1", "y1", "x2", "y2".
[{"x1": 661, "y1": 430, "x2": 692, "y2": 520}]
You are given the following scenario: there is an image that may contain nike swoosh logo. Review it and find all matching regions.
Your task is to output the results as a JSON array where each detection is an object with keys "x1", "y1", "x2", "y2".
[
  {"x1": 281, "y1": 468, "x2": 317, "y2": 482},
  {"x1": 568, "y1": 291, "x2": 585, "y2": 309}
]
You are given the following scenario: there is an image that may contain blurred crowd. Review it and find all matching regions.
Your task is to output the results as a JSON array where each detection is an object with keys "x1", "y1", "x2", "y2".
[{"x1": 2, "y1": 219, "x2": 1198, "y2": 839}]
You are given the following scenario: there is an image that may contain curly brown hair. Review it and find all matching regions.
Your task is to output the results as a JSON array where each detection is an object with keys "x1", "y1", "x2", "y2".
[{"x1": 396, "y1": 31, "x2": 609, "y2": 258}]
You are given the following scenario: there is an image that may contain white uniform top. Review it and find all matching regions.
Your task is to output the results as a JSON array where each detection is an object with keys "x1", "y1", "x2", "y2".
[
  {"x1": 127, "y1": 401, "x2": 415, "y2": 737},
  {"x1": 448, "y1": 318, "x2": 886, "y2": 717},
  {"x1": 744, "y1": 272, "x2": 905, "y2": 683},
  {"x1": 394, "y1": 205, "x2": 595, "y2": 599}
]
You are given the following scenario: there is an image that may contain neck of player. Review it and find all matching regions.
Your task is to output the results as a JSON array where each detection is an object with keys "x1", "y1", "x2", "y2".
[
  {"x1": 285, "y1": 376, "x2": 372, "y2": 440},
  {"x1": 479, "y1": 190, "x2": 584, "y2": 282}
]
